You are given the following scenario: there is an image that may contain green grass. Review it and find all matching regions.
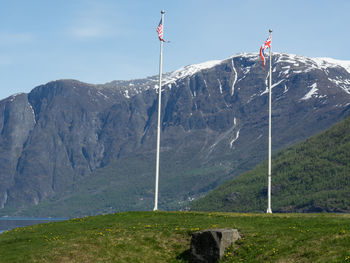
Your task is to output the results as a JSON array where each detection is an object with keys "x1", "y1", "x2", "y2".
[{"x1": 1, "y1": 211, "x2": 350, "y2": 262}]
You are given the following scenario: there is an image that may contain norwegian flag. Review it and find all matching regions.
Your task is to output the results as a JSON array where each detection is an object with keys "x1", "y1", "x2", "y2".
[
  {"x1": 260, "y1": 34, "x2": 272, "y2": 68},
  {"x1": 156, "y1": 18, "x2": 165, "y2": 42}
]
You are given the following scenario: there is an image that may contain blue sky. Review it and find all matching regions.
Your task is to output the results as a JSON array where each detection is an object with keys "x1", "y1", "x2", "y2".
[{"x1": 0, "y1": 0, "x2": 349, "y2": 99}]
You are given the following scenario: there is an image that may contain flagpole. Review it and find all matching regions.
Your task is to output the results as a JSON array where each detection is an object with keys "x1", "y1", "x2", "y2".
[
  {"x1": 154, "y1": 10, "x2": 165, "y2": 211},
  {"x1": 267, "y1": 29, "x2": 273, "y2": 214}
]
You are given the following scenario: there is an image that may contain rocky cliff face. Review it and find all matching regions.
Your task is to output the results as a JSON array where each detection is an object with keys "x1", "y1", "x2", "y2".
[
  {"x1": 0, "y1": 93, "x2": 36, "y2": 208},
  {"x1": 0, "y1": 53, "x2": 349, "y2": 215}
]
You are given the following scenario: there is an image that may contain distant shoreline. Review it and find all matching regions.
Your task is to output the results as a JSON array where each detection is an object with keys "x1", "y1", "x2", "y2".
[
  {"x1": 0, "y1": 217, "x2": 67, "y2": 233},
  {"x1": 0, "y1": 217, "x2": 67, "y2": 221}
]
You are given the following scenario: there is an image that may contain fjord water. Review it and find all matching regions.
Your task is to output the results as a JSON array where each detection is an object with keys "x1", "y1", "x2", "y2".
[{"x1": 0, "y1": 217, "x2": 67, "y2": 233}]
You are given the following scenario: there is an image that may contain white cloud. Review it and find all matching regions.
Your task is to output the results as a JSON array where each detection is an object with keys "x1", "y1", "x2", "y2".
[
  {"x1": 0, "y1": 32, "x2": 35, "y2": 45},
  {"x1": 67, "y1": 2, "x2": 117, "y2": 40},
  {"x1": 69, "y1": 26, "x2": 110, "y2": 39}
]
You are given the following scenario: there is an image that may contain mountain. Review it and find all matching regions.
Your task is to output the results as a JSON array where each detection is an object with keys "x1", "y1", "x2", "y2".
[
  {"x1": 0, "y1": 53, "x2": 350, "y2": 217},
  {"x1": 191, "y1": 114, "x2": 350, "y2": 213}
]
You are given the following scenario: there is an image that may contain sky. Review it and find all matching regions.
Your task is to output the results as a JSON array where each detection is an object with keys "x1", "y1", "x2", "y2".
[{"x1": 0, "y1": 0, "x2": 349, "y2": 100}]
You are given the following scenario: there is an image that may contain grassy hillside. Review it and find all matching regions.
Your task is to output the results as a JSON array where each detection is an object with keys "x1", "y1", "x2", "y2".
[
  {"x1": 0, "y1": 212, "x2": 350, "y2": 262},
  {"x1": 191, "y1": 115, "x2": 350, "y2": 213}
]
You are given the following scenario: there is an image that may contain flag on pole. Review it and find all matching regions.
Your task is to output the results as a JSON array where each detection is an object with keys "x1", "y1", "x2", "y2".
[
  {"x1": 154, "y1": 10, "x2": 165, "y2": 211},
  {"x1": 260, "y1": 34, "x2": 272, "y2": 68},
  {"x1": 157, "y1": 18, "x2": 165, "y2": 42}
]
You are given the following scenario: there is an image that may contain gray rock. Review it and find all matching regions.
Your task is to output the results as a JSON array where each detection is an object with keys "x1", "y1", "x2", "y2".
[{"x1": 190, "y1": 228, "x2": 241, "y2": 263}]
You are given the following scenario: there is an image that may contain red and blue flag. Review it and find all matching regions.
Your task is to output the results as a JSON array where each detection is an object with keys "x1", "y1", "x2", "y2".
[
  {"x1": 260, "y1": 34, "x2": 272, "y2": 68},
  {"x1": 156, "y1": 18, "x2": 165, "y2": 42}
]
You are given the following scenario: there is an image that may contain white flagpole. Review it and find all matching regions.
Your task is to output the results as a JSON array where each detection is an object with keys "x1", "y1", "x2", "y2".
[
  {"x1": 267, "y1": 29, "x2": 273, "y2": 214},
  {"x1": 154, "y1": 10, "x2": 165, "y2": 211}
]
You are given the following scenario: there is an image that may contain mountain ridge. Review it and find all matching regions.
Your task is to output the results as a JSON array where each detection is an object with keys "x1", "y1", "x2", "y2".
[
  {"x1": 0, "y1": 52, "x2": 349, "y2": 216},
  {"x1": 102, "y1": 52, "x2": 350, "y2": 97}
]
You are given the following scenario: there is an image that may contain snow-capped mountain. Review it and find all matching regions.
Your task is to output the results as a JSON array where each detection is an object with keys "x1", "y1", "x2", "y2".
[{"x1": 0, "y1": 53, "x2": 349, "y2": 216}]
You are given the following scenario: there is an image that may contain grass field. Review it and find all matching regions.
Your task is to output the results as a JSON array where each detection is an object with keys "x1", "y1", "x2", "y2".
[{"x1": 0, "y1": 211, "x2": 349, "y2": 262}]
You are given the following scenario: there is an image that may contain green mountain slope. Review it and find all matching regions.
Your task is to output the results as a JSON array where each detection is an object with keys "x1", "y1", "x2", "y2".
[{"x1": 191, "y1": 115, "x2": 350, "y2": 213}]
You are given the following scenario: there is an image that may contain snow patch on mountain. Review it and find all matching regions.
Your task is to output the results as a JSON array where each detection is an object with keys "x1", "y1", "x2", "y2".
[
  {"x1": 301, "y1": 83, "x2": 318, "y2": 100},
  {"x1": 312, "y1": 57, "x2": 350, "y2": 74},
  {"x1": 7, "y1": 93, "x2": 25, "y2": 102},
  {"x1": 123, "y1": 89, "x2": 130, "y2": 99},
  {"x1": 274, "y1": 53, "x2": 350, "y2": 74},
  {"x1": 97, "y1": 90, "x2": 109, "y2": 100},
  {"x1": 328, "y1": 77, "x2": 350, "y2": 94},
  {"x1": 108, "y1": 52, "x2": 350, "y2": 100},
  {"x1": 260, "y1": 79, "x2": 284, "y2": 96},
  {"x1": 28, "y1": 101, "x2": 36, "y2": 124},
  {"x1": 163, "y1": 59, "x2": 223, "y2": 85},
  {"x1": 230, "y1": 130, "x2": 240, "y2": 148},
  {"x1": 231, "y1": 59, "x2": 237, "y2": 96},
  {"x1": 217, "y1": 79, "x2": 223, "y2": 94},
  {"x1": 243, "y1": 66, "x2": 251, "y2": 75},
  {"x1": 231, "y1": 53, "x2": 258, "y2": 61}
]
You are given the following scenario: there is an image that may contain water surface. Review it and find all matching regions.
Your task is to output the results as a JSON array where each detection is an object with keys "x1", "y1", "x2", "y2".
[{"x1": 0, "y1": 217, "x2": 67, "y2": 233}]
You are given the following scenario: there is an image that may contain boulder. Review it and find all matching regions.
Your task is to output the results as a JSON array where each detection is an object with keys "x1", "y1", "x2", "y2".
[{"x1": 190, "y1": 228, "x2": 240, "y2": 263}]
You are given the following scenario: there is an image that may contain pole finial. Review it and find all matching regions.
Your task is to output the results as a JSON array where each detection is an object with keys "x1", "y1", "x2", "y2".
[
  {"x1": 161, "y1": 10, "x2": 165, "y2": 14},
  {"x1": 269, "y1": 29, "x2": 273, "y2": 33}
]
